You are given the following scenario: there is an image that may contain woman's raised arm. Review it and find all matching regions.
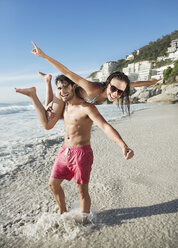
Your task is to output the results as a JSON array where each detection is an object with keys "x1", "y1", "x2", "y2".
[
  {"x1": 31, "y1": 41, "x2": 100, "y2": 98},
  {"x1": 130, "y1": 78, "x2": 159, "y2": 89}
]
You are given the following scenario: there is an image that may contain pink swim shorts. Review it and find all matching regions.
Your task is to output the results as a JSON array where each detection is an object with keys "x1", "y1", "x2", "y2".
[{"x1": 51, "y1": 145, "x2": 93, "y2": 184}]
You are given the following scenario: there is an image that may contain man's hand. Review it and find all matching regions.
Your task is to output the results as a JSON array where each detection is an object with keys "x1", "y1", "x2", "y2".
[
  {"x1": 31, "y1": 41, "x2": 46, "y2": 58},
  {"x1": 55, "y1": 88, "x2": 63, "y2": 100},
  {"x1": 123, "y1": 146, "x2": 134, "y2": 160}
]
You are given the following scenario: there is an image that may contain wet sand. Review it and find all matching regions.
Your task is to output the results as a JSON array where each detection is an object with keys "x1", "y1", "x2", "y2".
[{"x1": 0, "y1": 104, "x2": 178, "y2": 248}]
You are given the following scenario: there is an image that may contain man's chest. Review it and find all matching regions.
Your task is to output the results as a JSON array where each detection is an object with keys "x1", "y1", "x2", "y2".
[{"x1": 64, "y1": 106, "x2": 87, "y2": 125}]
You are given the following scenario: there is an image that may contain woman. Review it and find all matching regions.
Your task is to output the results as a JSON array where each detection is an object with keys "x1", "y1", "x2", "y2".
[{"x1": 31, "y1": 41, "x2": 158, "y2": 116}]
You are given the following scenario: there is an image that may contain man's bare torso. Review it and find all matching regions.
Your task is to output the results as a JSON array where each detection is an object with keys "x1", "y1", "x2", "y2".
[{"x1": 63, "y1": 101, "x2": 93, "y2": 146}]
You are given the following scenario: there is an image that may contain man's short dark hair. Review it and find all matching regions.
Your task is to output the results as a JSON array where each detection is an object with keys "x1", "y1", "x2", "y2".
[{"x1": 55, "y1": 75, "x2": 75, "y2": 86}]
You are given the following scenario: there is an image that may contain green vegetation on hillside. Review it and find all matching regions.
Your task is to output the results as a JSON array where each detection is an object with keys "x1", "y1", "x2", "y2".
[
  {"x1": 163, "y1": 60, "x2": 178, "y2": 82},
  {"x1": 114, "y1": 59, "x2": 130, "y2": 72},
  {"x1": 133, "y1": 30, "x2": 178, "y2": 62}
]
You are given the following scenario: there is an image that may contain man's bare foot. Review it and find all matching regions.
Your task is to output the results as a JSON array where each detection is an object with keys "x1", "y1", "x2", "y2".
[
  {"x1": 14, "y1": 87, "x2": 36, "y2": 97},
  {"x1": 73, "y1": 213, "x2": 90, "y2": 225},
  {"x1": 38, "y1": 72, "x2": 52, "y2": 84}
]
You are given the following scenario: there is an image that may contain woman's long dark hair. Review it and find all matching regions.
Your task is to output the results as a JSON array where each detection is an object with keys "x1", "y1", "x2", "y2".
[{"x1": 104, "y1": 71, "x2": 130, "y2": 115}]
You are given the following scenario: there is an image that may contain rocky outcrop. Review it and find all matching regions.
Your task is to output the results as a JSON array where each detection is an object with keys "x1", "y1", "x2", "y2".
[
  {"x1": 130, "y1": 81, "x2": 178, "y2": 104},
  {"x1": 147, "y1": 92, "x2": 178, "y2": 104},
  {"x1": 147, "y1": 83, "x2": 178, "y2": 104}
]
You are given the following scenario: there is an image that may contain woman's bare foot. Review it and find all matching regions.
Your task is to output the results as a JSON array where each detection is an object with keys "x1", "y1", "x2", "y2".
[
  {"x1": 14, "y1": 87, "x2": 36, "y2": 97},
  {"x1": 38, "y1": 72, "x2": 52, "y2": 84}
]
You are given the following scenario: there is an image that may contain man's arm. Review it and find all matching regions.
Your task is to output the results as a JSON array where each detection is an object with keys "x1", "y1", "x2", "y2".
[
  {"x1": 44, "y1": 94, "x2": 65, "y2": 130},
  {"x1": 85, "y1": 104, "x2": 134, "y2": 160},
  {"x1": 31, "y1": 42, "x2": 100, "y2": 97}
]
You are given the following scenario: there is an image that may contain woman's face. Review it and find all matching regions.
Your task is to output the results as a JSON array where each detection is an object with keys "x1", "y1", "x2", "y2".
[{"x1": 106, "y1": 78, "x2": 127, "y2": 102}]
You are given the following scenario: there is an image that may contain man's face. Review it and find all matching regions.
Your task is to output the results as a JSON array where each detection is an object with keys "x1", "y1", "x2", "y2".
[{"x1": 57, "y1": 80, "x2": 75, "y2": 102}]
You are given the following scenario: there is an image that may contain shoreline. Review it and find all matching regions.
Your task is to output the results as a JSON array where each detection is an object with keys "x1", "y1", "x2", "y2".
[
  {"x1": 0, "y1": 103, "x2": 178, "y2": 248},
  {"x1": 0, "y1": 102, "x2": 153, "y2": 176}
]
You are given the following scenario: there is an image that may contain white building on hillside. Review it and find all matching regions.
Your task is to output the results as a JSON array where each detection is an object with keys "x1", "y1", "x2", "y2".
[
  {"x1": 168, "y1": 50, "x2": 178, "y2": 60},
  {"x1": 123, "y1": 61, "x2": 154, "y2": 81},
  {"x1": 126, "y1": 54, "x2": 134, "y2": 61},
  {"x1": 167, "y1": 39, "x2": 178, "y2": 53},
  {"x1": 87, "y1": 62, "x2": 118, "y2": 81}
]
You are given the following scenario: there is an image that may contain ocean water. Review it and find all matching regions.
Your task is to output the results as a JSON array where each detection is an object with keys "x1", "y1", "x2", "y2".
[{"x1": 0, "y1": 101, "x2": 153, "y2": 176}]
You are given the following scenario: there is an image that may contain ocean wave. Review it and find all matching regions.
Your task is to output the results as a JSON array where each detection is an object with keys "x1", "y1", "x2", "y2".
[
  {"x1": 0, "y1": 104, "x2": 34, "y2": 115},
  {"x1": 0, "y1": 134, "x2": 64, "y2": 176}
]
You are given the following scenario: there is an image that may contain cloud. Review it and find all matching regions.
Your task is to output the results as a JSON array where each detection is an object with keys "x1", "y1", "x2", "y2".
[
  {"x1": 48, "y1": 69, "x2": 95, "y2": 77},
  {"x1": 0, "y1": 67, "x2": 97, "y2": 85},
  {"x1": 0, "y1": 74, "x2": 39, "y2": 83},
  {"x1": 76, "y1": 69, "x2": 96, "y2": 76}
]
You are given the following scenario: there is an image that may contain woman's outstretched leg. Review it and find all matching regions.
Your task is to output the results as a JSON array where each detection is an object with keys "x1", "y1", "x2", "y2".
[
  {"x1": 15, "y1": 87, "x2": 64, "y2": 130},
  {"x1": 38, "y1": 72, "x2": 53, "y2": 107},
  {"x1": 38, "y1": 72, "x2": 65, "y2": 121}
]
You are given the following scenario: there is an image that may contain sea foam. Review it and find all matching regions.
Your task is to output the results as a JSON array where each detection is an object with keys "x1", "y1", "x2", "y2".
[
  {"x1": 21, "y1": 205, "x2": 96, "y2": 241},
  {"x1": 0, "y1": 104, "x2": 33, "y2": 115}
]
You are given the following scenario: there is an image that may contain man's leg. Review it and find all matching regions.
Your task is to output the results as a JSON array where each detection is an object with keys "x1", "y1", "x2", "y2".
[
  {"x1": 77, "y1": 184, "x2": 91, "y2": 213},
  {"x1": 38, "y1": 72, "x2": 53, "y2": 107},
  {"x1": 48, "y1": 178, "x2": 67, "y2": 214}
]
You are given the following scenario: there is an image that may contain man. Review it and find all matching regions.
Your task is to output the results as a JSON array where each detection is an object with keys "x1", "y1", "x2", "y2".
[{"x1": 15, "y1": 75, "x2": 134, "y2": 216}]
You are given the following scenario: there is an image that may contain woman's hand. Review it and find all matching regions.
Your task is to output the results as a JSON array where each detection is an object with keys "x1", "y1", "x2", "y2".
[{"x1": 31, "y1": 41, "x2": 47, "y2": 58}]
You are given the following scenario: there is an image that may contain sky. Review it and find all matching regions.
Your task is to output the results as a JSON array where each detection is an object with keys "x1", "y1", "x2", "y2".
[{"x1": 0, "y1": 0, "x2": 178, "y2": 103}]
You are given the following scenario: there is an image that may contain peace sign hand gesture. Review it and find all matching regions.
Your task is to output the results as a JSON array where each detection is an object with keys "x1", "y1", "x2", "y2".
[{"x1": 31, "y1": 41, "x2": 46, "y2": 58}]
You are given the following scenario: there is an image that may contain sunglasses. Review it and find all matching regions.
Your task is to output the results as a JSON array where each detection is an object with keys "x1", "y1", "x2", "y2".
[{"x1": 109, "y1": 83, "x2": 124, "y2": 96}]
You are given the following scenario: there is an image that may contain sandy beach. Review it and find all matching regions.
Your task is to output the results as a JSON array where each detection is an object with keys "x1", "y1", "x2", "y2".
[{"x1": 0, "y1": 103, "x2": 178, "y2": 248}]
